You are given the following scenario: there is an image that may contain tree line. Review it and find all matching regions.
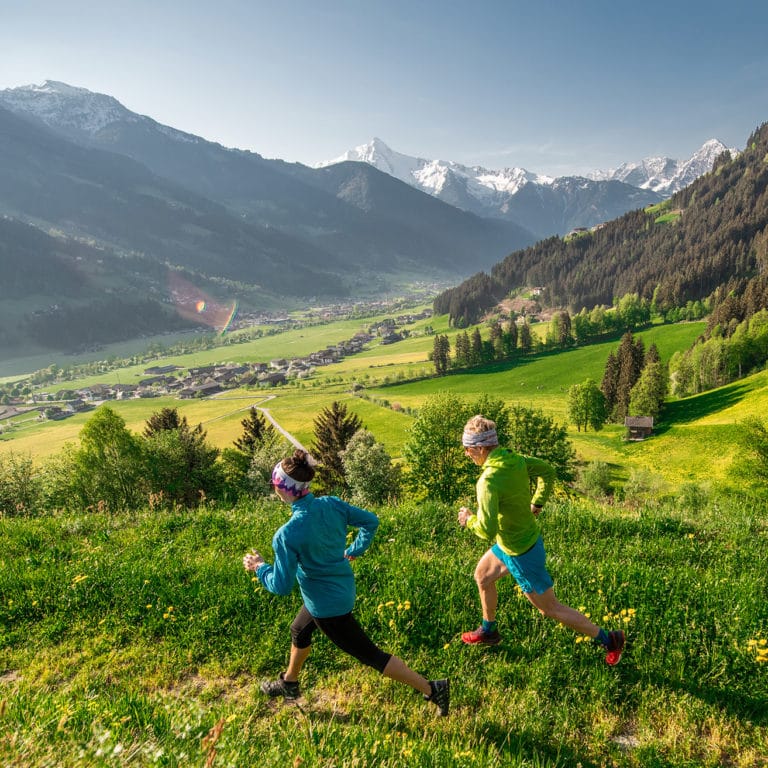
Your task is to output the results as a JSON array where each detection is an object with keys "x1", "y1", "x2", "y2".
[
  {"x1": 430, "y1": 293, "x2": 659, "y2": 376},
  {"x1": 0, "y1": 394, "x2": 578, "y2": 517}
]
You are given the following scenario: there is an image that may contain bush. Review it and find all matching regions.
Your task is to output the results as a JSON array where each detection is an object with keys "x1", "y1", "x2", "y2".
[
  {"x1": 578, "y1": 460, "x2": 612, "y2": 497},
  {"x1": 0, "y1": 451, "x2": 42, "y2": 516},
  {"x1": 677, "y1": 482, "x2": 709, "y2": 512},
  {"x1": 342, "y1": 429, "x2": 401, "y2": 506},
  {"x1": 507, "y1": 404, "x2": 576, "y2": 482},
  {"x1": 621, "y1": 468, "x2": 663, "y2": 506},
  {"x1": 247, "y1": 431, "x2": 292, "y2": 497}
]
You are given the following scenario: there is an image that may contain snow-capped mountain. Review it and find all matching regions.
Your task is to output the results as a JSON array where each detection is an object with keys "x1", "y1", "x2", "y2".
[
  {"x1": 319, "y1": 138, "x2": 666, "y2": 238},
  {"x1": 588, "y1": 138, "x2": 736, "y2": 194},
  {"x1": 320, "y1": 137, "x2": 552, "y2": 201},
  {"x1": 0, "y1": 80, "x2": 203, "y2": 145}
]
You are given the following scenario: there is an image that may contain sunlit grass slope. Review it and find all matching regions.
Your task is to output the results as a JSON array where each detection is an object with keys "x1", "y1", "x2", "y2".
[{"x1": 1, "y1": 497, "x2": 766, "y2": 766}]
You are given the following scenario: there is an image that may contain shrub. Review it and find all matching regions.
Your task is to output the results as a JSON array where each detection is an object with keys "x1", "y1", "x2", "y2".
[
  {"x1": 621, "y1": 468, "x2": 663, "y2": 506},
  {"x1": 677, "y1": 482, "x2": 709, "y2": 512},
  {"x1": 578, "y1": 460, "x2": 612, "y2": 497},
  {"x1": 247, "y1": 430, "x2": 292, "y2": 497},
  {"x1": 0, "y1": 451, "x2": 42, "y2": 516},
  {"x1": 342, "y1": 429, "x2": 401, "y2": 506}
]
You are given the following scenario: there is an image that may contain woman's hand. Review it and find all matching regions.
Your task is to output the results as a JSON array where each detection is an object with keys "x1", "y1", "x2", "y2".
[
  {"x1": 458, "y1": 507, "x2": 472, "y2": 527},
  {"x1": 243, "y1": 550, "x2": 265, "y2": 572}
]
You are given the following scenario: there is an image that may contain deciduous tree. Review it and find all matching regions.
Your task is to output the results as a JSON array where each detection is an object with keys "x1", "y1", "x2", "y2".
[
  {"x1": 342, "y1": 429, "x2": 401, "y2": 506},
  {"x1": 567, "y1": 379, "x2": 608, "y2": 432}
]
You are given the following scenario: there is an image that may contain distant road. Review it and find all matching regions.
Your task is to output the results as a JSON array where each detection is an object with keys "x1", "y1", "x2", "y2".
[{"x1": 201, "y1": 393, "x2": 307, "y2": 451}]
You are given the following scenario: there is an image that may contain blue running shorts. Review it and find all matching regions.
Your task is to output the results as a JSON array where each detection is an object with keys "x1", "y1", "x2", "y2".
[{"x1": 491, "y1": 536, "x2": 553, "y2": 594}]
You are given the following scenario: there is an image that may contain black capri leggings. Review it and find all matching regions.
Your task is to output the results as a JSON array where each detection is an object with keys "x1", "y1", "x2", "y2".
[{"x1": 290, "y1": 605, "x2": 392, "y2": 673}]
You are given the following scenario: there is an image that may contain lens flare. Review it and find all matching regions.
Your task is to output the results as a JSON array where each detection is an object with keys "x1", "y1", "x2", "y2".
[{"x1": 167, "y1": 271, "x2": 238, "y2": 335}]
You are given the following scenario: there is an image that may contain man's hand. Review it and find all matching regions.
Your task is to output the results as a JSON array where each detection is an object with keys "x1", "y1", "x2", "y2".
[
  {"x1": 531, "y1": 504, "x2": 542, "y2": 517},
  {"x1": 243, "y1": 550, "x2": 265, "y2": 572},
  {"x1": 458, "y1": 507, "x2": 472, "y2": 528}
]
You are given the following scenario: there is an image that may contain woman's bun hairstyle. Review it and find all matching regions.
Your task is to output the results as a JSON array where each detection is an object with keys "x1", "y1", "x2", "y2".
[{"x1": 282, "y1": 449, "x2": 315, "y2": 482}]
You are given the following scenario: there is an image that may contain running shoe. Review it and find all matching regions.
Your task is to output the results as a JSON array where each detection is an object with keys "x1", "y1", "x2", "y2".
[
  {"x1": 260, "y1": 673, "x2": 300, "y2": 699},
  {"x1": 425, "y1": 678, "x2": 450, "y2": 716},
  {"x1": 604, "y1": 630, "x2": 625, "y2": 666},
  {"x1": 461, "y1": 625, "x2": 502, "y2": 645}
]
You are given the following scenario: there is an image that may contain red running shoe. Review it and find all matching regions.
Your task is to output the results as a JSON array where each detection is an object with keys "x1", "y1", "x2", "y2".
[
  {"x1": 461, "y1": 625, "x2": 502, "y2": 645},
  {"x1": 604, "y1": 630, "x2": 625, "y2": 666}
]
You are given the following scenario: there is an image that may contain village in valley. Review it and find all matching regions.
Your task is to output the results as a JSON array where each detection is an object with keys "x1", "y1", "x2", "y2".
[{"x1": 0, "y1": 309, "x2": 433, "y2": 427}]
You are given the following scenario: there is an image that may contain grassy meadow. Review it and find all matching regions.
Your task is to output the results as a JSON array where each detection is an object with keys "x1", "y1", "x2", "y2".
[
  {"x1": 1, "y1": 495, "x2": 766, "y2": 767},
  {"x1": 1, "y1": 315, "x2": 715, "y2": 487},
  {"x1": 2, "y1": 313, "x2": 768, "y2": 766}
]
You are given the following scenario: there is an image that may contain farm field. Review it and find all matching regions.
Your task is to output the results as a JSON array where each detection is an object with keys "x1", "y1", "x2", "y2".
[{"x1": 3, "y1": 314, "x2": 762, "y2": 490}]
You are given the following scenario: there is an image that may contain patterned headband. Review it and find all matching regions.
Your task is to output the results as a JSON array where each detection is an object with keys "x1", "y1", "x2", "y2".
[
  {"x1": 271, "y1": 462, "x2": 310, "y2": 497},
  {"x1": 462, "y1": 428, "x2": 498, "y2": 447}
]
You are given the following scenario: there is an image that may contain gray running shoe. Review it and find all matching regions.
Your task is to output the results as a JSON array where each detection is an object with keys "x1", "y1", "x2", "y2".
[
  {"x1": 260, "y1": 673, "x2": 300, "y2": 699},
  {"x1": 425, "y1": 678, "x2": 450, "y2": 716}
]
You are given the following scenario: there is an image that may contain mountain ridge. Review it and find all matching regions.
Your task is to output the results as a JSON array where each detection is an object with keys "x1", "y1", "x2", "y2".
[
  {"x1": 319, "y1": 137, "x2": 736, "y2": 238},
  {"x1": 433, "y1": 122, "x2": 768, "y2": 327}
]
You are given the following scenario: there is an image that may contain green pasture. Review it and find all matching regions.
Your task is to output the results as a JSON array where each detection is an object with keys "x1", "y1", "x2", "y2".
[
  {"x1": 1, "y1": 496, "x2": 766, "y2": 767},
  {"x1": 0, "y1": 395, "x2": 271, "y2": 460},
  {"x1": 654, "y1": 212, "x2": 682, "y2": 225},
  {"x1": 0, "y1": 315, "x2": 752, "y2": 491}
]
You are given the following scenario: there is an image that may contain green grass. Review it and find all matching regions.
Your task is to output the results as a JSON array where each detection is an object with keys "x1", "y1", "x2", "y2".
[
  {"x1": 1, "y1": 496, "x2": 766, "y2": 766},
  {"x1": 0, "y1": 315, "x2": 754, "y2": 490},
  {"x1": 654, "y1": 212, "x2": 682, "y2": 225}
]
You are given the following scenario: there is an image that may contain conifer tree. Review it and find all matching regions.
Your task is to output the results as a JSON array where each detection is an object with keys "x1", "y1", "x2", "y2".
[
  {"x1": 143, "y1": 406, "x2": 182, "y2": 436},
  {"x1": 489, "y1": 321, "x2": 504, "y2": 360},
  {"x1": 470, "y1": 328, "x2": 483, "y2": 366},
  {"x1": 311, "y1": 401, "x2": 363, "y2": 494},
  {"x1": 601, "y1": 351, "x2": 619, "y2": 413},
  {"x1": 431, "y1": 334, "x2": 450, "y2": 375},
  {"x1": 454, "y1": 330, "x2": 471, "y2": 368},
  {"x1": 234, "y1": 407, "x2": 273, "y2": 455},
  {"x1": 143, "y1": 407, "x2": 221, "y2": 506},
  {"x1": 613, "y1": 332, "x2": 645, "y2": 421},
  {"x1": 503, "y1": 321, "x2": 518, "y2": 358},
  {"x1": 519, "y1": 319, "x2": 533, "y2": 353}
]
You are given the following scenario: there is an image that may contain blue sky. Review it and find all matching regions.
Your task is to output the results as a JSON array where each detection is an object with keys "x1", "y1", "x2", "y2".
[{"x1": 2, "y1": 0, "x2": 767, "y2": 176}]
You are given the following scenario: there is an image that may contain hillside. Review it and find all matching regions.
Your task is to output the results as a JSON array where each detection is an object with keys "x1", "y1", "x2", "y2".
[
  {"x1": 0, "y1": 83, "x2": 536, "y2": 356},
  {"x1": 435, "y1": 122, "x2": 768, "y2": 325},
  {"x1": 2, "y1": 495, "x2": 766, "y2": 766}
]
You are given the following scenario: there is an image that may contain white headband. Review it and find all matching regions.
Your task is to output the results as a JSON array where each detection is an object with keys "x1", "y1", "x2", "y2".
[
  {"x1": 271, "y1": 462, "x2": 310, "y2": 497},
  {"x1": 462, "y1": 428, "x2": 498, "y2": 447}
]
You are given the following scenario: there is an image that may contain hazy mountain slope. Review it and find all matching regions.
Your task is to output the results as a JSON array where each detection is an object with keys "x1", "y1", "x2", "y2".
[
  {"x1": 285, "y1": 161, "x2": 533, "y2": 271},
  {"x1": 0, "y1": 82, "x2": 535, "y2": 277},
  {"x1": 0, "y1": 105, "x2": 348, "y2": 295}
]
